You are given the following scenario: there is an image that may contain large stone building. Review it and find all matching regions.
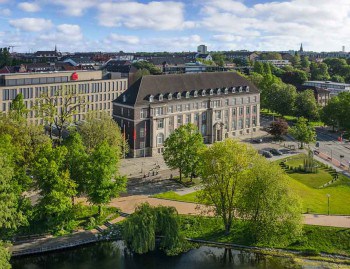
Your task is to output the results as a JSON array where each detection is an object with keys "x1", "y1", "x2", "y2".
[
  {"x1": 1, "y1": 70, "x2": 128, "y2": 124},
  {"x1": 113, "y1": 72, "x2": 260, "y2": 157}
]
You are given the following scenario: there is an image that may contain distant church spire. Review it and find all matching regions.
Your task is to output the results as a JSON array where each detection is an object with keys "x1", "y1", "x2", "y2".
[
  {"x1": 299, "y1": 43, "x2": 303, "y2": 52},
  {"x1": 54, "y1": 44, "x2": 57, "y2": 52}
]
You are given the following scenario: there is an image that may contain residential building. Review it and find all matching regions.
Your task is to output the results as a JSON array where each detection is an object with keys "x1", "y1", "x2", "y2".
[
  {"x1": 1, "y1": 70, "x2": 128, "y2": 124},
  {"x1": 297, "y1": 85, "x2": 331, "y2": 106},
  {"x1": 256, "y1": 59, "x2": 291, "y2": 67},
  {"x1": 113, "y1": 72, "x2": 260, "y2": 157},
  {"x1": 303, "y1": 81, "x2": 350, "y2": 97}
]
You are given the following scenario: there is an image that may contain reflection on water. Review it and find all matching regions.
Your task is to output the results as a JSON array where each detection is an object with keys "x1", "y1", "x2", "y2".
[{"x1": 10, "y1": 241, "x2": 338, "y2": 269}]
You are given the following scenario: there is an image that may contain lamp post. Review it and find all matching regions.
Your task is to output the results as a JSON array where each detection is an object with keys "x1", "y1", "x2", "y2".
[{"x1": 327, "y1": 194, "x2": 331, "y2": 215}]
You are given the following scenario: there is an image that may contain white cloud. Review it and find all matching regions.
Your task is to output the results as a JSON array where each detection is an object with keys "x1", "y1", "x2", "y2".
[
  {"x1": 98, "y1": 1, "x2": 190, "y2": 30},
  {"x1": 9, "y1": 18, "x2": 53, "y2": 32},
  {"x1": 0, "y1": 8, "x2": 11, "y2": 16},
  {"x1": 198, "y1": 0, "x2": 350, "y2": 51},
  {"x1": 40, "y1": 24, "x2": 83, "y2": 43},
  {"x1": 212, "y1": 34, "x2": 243, "y2": 42},
  {"x1": 143, "y1": 34, "x2": 202, "y2": 51},
  {"x1": 51, "y1": 0, "x2": 98, "y2": 16},
  {"x1": 108, "y1": 34, "x2": 140, "y2": 45},
  {"x1": 18, "y1": 2, "x2": 41, "y2": 12}
]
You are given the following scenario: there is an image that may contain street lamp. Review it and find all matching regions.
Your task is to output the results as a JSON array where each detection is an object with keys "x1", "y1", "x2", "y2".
[{"x1": 327, "y1": 194, "x2": 331, "y2": 215}]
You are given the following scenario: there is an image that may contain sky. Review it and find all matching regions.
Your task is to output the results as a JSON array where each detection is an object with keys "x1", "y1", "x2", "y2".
[{"x1": 0, "y1": 0, "x2": 350, "y2": 53}]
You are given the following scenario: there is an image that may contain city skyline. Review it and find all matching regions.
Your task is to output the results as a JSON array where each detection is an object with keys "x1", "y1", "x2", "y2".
[{"x1": 0, "y1": 0, "x2": 350, "y2": 53}]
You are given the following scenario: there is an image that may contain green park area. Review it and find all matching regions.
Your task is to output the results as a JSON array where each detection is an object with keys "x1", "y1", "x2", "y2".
[{"x1": 155, "y1": 154, "x2": 350, "y2": 215}]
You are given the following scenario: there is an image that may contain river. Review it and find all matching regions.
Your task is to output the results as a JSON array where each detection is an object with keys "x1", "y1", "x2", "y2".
[{"x1": 11, "y1": 241, "x2": 345, "y2": 269}]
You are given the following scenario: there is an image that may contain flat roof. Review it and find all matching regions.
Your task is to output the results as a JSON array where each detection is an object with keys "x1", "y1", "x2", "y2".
[
  {"x1": 304, "y1": 81, "x2": 350, "y2": 87},
  {"x1": 1, "y1": 70, "x2": 101, "y2": 77}
]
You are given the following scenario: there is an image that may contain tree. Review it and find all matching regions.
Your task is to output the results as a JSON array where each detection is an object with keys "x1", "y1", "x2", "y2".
[
  {"x1": 268, "y1": 118, "x2": 289, "y2": 139},
  {"x1": 301, "y1": 56, "x2": 310, "y2": 69},
  {"x1": 0, "y1": 242, "x2": 11, "y2": 269},
  {"x1": 321, "y1": 96, "x2": 340, "y2": 131},
  {"x1": 198, "y1": 139, "x2": 258, "y2": 234},
  {"x1": 0, "y1": 47, "x2": 12, "y2": 68},
  {"x1": 163, "y1": 124, "x2": 205, "y2": 182},
  {"x1": 78, "y1": 112, "x2": 125, "y2": 154},
  {"x1": 132, "y1": 61, "x2": 162, "y2": 75},
  {"x1": 281, "y1": 69, "x2": 308, "y2": 86},
  {"x1": 337, "y1": 92, "x2": 350, "y2": 131},
  {"x1": 85, "y1": 141, "x2": 126, "y2": 215},
  {"x1": 260, "y1": 52, "x2": 282, "y2": 60},
  {"x1": 123, "y1": 203, "x2": 182, "y2": 255},
  {"x1": 212, "y1": 53, "x2": 226, "y2": 67},
  {"x1": 253, "y1": 61, "x2": 264, "y2": 75},
  {"x1": 236, "y1": 157, "x2": 302, "y2": 244},
  {"x1": 270, "y1": 83, "x2": 297, "y2": 116},
  {"x1": 133, "y1": 68, "x2": 151, "y2": 82},
  {"x1": 290, "y1": 55, "x2": 301, "y2": 68},
  {"x1": 33, "y1": 144, "x2": 77, "y2": 229},
  {"x1": 34, "y1": 87, "x2": 87, "y2": 142},
  {"x1": 295, "y1": 90, "x2": 320, "y2": 120},
  {"x1": 310, "y1": 62, "x2": 330, "y2": 81},
  {"x1": 63, "y1": 132, "x2": 88, "y2": 204},
  {"x1": 323, "y1": 58, "x2": 347, "y2": 76},
  {"x1": 331, "y1": 75, "x2": 345, "y2": 83},
  {"x1": 9, "y1": 93, "x2": 28, "y2": 121},
  {"x1": 289, "y1": 117, "x2": 316, "y2": 148}
]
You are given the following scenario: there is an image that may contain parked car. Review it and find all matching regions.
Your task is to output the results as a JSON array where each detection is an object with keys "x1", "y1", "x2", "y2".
[
  {"x1": 261, "y1": 150, "x2": 273, "y2": 158},
  {"x1": 253, "y1": 138, "x2": 263, "y2": 143},
  {"x1": 270, "y1": 148, "x2": 283, "y2": 156}
]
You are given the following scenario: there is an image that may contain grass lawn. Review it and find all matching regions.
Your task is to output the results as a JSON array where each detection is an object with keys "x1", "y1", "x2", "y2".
[
  {"x1": 179, "y1": 215, "x2": 350, "y2": 256},
  {"x1": 153, "y1": 191, "x2": 200, "y2": 203}
]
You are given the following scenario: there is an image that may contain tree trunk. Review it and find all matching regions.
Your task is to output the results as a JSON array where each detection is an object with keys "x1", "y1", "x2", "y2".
[
  {"x1": 224, "y1": 222, "x2": 231, "y2": 235},
  {"x1": 300, "y1": 142, "x2": 304, "y2": 149},
  {"x1": 179, "y1": 168, "x2": 182, "y2": 182},
  {"x1": 98, "y1": 205, "x2": 102, "y2": 216}
]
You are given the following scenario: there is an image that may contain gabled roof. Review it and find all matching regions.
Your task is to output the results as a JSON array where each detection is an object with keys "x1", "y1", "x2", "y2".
[{"x1": 114, "y1": 72, "x2": 259, "y2": 106}]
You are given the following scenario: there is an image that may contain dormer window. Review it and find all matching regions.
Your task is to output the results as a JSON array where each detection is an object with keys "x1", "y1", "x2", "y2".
[
  {"x1": 149, "y1": 95, "x2": 154, "y2": 102},
  {"x1": 232, "y1": 87, "x2": 236, "y2": 93},
  {"x1": 239, "y1": 86, "x2": 243, "y2": 92},
  {"x1": 177, "y1": 92, "x2": 181, "y2": 99},
  {"x1": 246, "y1": 86, "x2": 250, "y2": 92},
  {"x1": 159, "y1": 94, "x2": 163, "y2": 101},
  {"x1": 194, "y1": 90, "x2": 198, "y2": 97},
  {"x1": 209, "y1": 89, "x2": 213, "y2": 95},
  {"x1": 202, "y1": 90, "x2": 206, "y2": 96},
  {"x1": 224, "y1": 88, "x2": 228, "y2": 94},
  {"x1": 168, "y1": 93, "x2": 172, "y2": 100},
  {"x1": 186, "y1": 91, "x2": 190, "y2": 98},
  {"x1": 123, "y1": 95, "x2": 126, "y2": 103},
  {"x1": 217, "y1": 88, "x2": 221, "y2": 95}
]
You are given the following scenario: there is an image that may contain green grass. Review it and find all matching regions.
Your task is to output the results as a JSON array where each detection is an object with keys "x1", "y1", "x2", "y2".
[
  {"x1": 180, "y1": 215, "x2": 350, "y2": 256},
  {"x1": 261, "y1": 109, "x2": 324, "y2": 127},
  {"x1": 153, "y1": 191, "x2": 200, "y2": 203}
]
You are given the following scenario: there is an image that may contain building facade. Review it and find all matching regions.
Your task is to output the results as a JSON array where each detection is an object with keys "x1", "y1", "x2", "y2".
[
  {"x1": 303, "y1": 81, "x2": 350, "y2": 97},
  {"x1": 1, "y1": 70, "x2": 128, "y2": 124},
  {"x1": 113, "y1": 72, "x2": 260, "y2": 157}
]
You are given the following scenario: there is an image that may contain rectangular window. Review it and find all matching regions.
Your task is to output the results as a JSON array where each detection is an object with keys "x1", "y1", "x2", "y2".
[
  {"x1": 232, "y1": 120, "x2": 236, "y2": 130},
  {"x1": 157, "y1": 119, "x2": 164, "y2": 129},
  {"x1": 202, "y1": 101, "x2": 208, "y2": 109},
  {"x1": 155, "y1": 107, "x2": 164, "y2": 116},
  {"x1": 246, "y1": 107, "x2": 250, "y2": 114},
  {"x1": 140, "y1": 108, "x2": 148, "y2": 119},
  {"x1": 177, "y1": 115, "x2": 182, "y2": 125},
  {"x1": 225, "y1": 99, "x2": 229, "y2": 106},
  {"x1": 202, "y1": 112, "x2": 206, "y2": 121},
  {"x1": 232, "y1": 108, "x2": 236, "y2": 116},
  {"x1": 215, "y1": 111, "x2": 221, "y2": 120},
  {"x1": 254, "y1": 96, "x2": 257, "y2": 102},
  {"x1": 201, "y1": 124, "x2": 206, "y2": 136},
  {"x1": 168, "y1": 106, "x2": 173, "y2": 113},
  {"x1": 224, "y1": 110, "x2": 228, "y2": 119},
  {"x1": 186, "y1": 114, "x2": 191, "y2": 123},
  {"x1": 239, "y1": 107, "x2": 243, "y2": 116},
  {"x1": 212, "y1": 100, "x2": 220, "y2": 108},
  {"x1": 194, "y1": 113, "x2": 199, "y2": 122},
  {"x1": 238, "y1": 119, "x2": 243, "y2": 129},
  {"x1": 253, "y1": 106, "x2": 257, "y2": 113},
  {"x1": 246, "y1": 118, "x2": 250, "y2": 128},
  {"x1": 185, "y1": 104, "x2": 190, "y2": 111},
  {"x1": 140, "y1": 128, "x2": 145, "y2": 138},
  {"x1": 252, "y1": 116, "x2": 257, "y2": 126},
  {"x1": 176, "y1": 105, "x2": 182, "y2": 112},
  {"x1": 232, "y1": 98, "x2": 236, "y2": 105}
]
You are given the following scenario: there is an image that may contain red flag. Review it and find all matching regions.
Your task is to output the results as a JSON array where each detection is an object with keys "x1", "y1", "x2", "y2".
[
  {"x1": 133, "y1": 128, "x2": 136, "y2": 141},
  {"x1": 144, "y1": 121, "x2": 147, "y2": 137},
  {"x1": 123, "y1": 124, "x2": 126, "y2": 139}
]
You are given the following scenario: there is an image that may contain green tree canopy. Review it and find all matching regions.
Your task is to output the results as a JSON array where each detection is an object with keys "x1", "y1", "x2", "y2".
[
  {"x1": 290, "y1": 55, "x2": 301, "y2": 68},
  {"x1": 236, "y1": 157, "x2": 302, "y2": 244},
  {"x1": 270, "y1": 83, "x2": 297, "y2": 116},
  {"x1": 85, "y1": 140, "x2": 126, "y2": 215},
  {"x1": 321, "y1": 96, "x2": 340, "y2": 131},
  {"x1": 9, "y1": 93, "x2": 28, "y2": 121},
  {"x1": 163, "y1": 123, "x2": 205, "y2": 182},
  {"x1": 301, "y1": 56, "x2": 310, "y2": 69},
  {"x1": 310, "y1": 62, "x2": 330, "y2": 81},
  {"x1": 295, "y1": 90, "x2": 320, "y2": 120},
  {"x1": 198, "y1": 139, "x2": 258, "y2": 234},
  {"x1": 260, "y1": 52, "x2": 282, "y2": 60},
  {"x1": 0, "y1": 242, "x2": 11, "y2": 269},
  {"x1": 289, "y1": 117, "x2": 316, "y2": 148},
  {"x1": 281, "y1": 69, "x2": 308, "y2": 86}
]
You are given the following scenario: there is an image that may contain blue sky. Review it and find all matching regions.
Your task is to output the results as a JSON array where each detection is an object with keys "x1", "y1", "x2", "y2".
[{"x1": 0, "y1": 0, "x2": 349, "y2": 53}]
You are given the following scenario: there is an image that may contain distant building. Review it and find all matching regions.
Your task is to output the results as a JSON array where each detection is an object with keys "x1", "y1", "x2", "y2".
[
  {"x1": 195, "y1": 53, "x2": 212, "y2": 62},
  {"x1": 33, "y1": 46, "x2": 61, "y2": 62},
  {"x1": 113, "y1": 72, "x2": 260, "y2": 157},
  {"x1": 297, "y1": 85, "x2": 330, "y2": 106},
  {"x1": 1, "y1": 70, "x2": 128, "y2": 124},
  {"x1": 197, "y1": 45, "x2": 208, "y2": 54},
  {"x1": 303, "y1": 81, "x2": 350, "y2": 97},
  {"x1": 63, "y1": 57, "x2": 97, "y2": 67},
  {"x1": 256, "y1": 59, "x2": 290, "y2": 67},
  {"x1": 224, "y1": 51, "x2": 259, "y2": 63}
]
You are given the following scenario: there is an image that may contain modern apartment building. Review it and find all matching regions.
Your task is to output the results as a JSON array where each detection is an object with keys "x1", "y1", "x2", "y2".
[
  {"x1": 303, "y1": 81, "x2": 350, "y2": 97},
  {"x1": 0, "y1": 70, "x2": 128, "y2": 124},
  {"x1": 113, "y1": 72, "x2": 260, "y2": 157}
]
